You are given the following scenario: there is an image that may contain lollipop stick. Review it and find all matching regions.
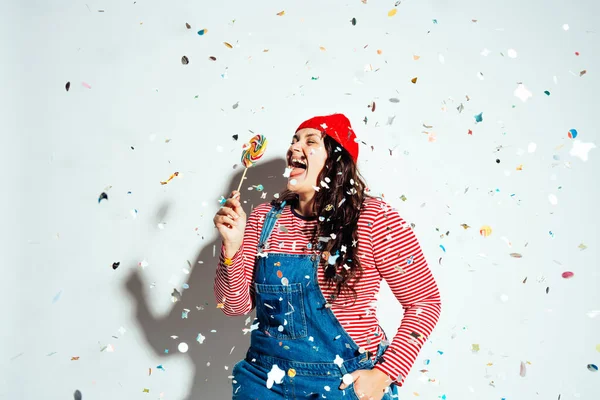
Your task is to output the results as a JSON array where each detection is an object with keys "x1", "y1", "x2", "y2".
[{"x1": 236, "y1": 167, "x2": 248, "y2": 193}]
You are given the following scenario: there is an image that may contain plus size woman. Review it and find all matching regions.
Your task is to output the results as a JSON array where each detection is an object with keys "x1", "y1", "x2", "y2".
[{"x1": 213, "y1": 113, "x2": 442, "y2": 400}]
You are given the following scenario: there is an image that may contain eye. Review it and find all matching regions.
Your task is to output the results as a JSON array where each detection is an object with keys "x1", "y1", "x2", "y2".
[{"x1": 307, "y1": 140, "x2": 315, "y2": 144}]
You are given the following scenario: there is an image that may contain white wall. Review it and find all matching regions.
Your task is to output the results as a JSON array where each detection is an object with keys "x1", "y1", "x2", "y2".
[{"x1": 3, "y1": 0, "x2": 599, "y2": 399}]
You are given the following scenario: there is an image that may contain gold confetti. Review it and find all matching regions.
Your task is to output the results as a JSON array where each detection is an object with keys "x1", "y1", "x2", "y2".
[
  {"x1": 288, "y1": 368, "x2": 296, "y2": 378},
  {"x1": 377, "y1": 49, "x2": 382, "y2": 54},
  {"x1": 143, "y1": 388, "x2": 150, "y2": 393},
  {"x1": 388, "y1": 9, "x2": 397, "y2": 17},
  {"x1": 319, "y1": 46, "x2": 326, "y2": 51},
  {"x1": 277, "y1": 10, "x2": 285, "y2": 16},
  {"x1": 71, "y1": 356, "x2": 80, "y2": 361},
  {"x1": 413, "y1": 55, "x2": 420, "y2": 60},
  {"x1": 510, "y1": 253, "x2": 523, "y2": 258},
  {"x1": 160, "y1": 172, "x2": 179, "y2": 185},
  {"x1": 411, "y1": 77, "x2": 418, "y2": 84},
  {"x1": 224, "y1": 42, "x2": 233, "y2": 48}
]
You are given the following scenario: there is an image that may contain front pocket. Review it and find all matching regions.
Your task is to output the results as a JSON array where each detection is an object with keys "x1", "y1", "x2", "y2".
[{"x1": 254, "y1": 282, "x2": 307, "y2": 340}]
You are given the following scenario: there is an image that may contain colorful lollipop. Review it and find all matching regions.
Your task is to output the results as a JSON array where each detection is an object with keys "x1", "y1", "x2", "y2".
[{"x1": 236, "y1": 134, "x2": 268, "y2": 192}]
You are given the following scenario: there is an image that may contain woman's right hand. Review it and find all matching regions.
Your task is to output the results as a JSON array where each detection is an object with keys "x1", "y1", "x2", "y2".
[{"x1": 213, "y1": 190, "x2": 247, "y2": 256}]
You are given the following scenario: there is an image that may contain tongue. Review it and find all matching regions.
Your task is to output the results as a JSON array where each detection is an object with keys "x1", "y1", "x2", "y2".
[{"x1": 290, "y1": 167, "x2": 305, "y2": 177}]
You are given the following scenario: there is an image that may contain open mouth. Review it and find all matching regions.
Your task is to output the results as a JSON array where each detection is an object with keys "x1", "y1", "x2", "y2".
[{"x1": 288, "y1": 156, "x2": 307, "y2": 177}]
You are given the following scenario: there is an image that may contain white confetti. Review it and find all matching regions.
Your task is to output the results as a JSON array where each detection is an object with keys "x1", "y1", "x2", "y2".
[
  {"x1": 266, "y1": 364, "x2": 285, "y2": 389},
  {"x1": 548, "y1": 194, "x2": 558, "y2": 205},
  {"x1": 507, "y1": 48, "x2": 518, "y2": 58},
  {"x1": 528, "y1": 143, "x2": 537, "y2": 153},
  {"x1": 569, "y1": 140, "x2": 596, "y2": 161},
  {"x1": 514, "y1": 83, "x2": 532, "y2": 102},
  {"x1": 178, "y1": 342, "x2": 189, "y2": 353}
]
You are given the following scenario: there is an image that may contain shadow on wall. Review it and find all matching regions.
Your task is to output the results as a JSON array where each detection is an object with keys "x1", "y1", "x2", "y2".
[{"x1": 124, "y1": 157, "x2": 287, "y2": 400}]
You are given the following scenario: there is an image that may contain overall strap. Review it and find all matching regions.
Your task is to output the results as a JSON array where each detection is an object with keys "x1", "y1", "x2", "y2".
[{"x1": 256, "y1": 201, "x2": 286, "y2": 255}]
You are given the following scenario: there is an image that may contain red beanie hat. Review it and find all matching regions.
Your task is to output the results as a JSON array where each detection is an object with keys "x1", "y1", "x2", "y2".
[{"x1": 295, "y1": 113, "x2": 359, "y2": 163}]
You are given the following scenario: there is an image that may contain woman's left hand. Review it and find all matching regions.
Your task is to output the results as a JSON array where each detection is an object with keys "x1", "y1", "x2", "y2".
[{"x1": 339, "y1": 368, "x2": 391, "y2": 400}]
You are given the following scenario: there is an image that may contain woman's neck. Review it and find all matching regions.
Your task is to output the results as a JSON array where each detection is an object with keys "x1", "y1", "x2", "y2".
[{"x1": 294, "y1": 194, "x2": 316, "y2": 217}]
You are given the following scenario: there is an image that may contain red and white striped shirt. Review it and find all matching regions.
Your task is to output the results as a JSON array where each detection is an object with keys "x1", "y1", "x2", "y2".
[{"x1": 214, "y1": 197, "x2": 442, "y2": 387}]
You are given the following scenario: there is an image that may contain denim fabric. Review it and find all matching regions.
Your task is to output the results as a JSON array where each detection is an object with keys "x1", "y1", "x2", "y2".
[{"x1": 231, "y1": 203, "x2": 399, "y2": 399}]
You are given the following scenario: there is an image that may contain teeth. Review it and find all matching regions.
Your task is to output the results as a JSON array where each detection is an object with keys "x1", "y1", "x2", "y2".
[{"x1": 289, "y1": 158, "x2": 307, "y2": 168}]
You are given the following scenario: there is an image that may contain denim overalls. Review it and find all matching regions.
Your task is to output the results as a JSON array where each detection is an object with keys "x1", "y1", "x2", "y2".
[{"x1": 232, "y1": 203, "x2": 399, "y2": 399}]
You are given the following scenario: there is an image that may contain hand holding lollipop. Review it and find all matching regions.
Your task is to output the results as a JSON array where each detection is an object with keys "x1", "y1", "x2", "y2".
[{"x1": 236, "y1": 134, "x2": 268, "y2": 192}]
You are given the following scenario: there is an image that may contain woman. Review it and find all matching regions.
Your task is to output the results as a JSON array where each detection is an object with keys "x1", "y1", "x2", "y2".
[{"x1": 214, "y1": 113, "x2": 442, "y2": 400}]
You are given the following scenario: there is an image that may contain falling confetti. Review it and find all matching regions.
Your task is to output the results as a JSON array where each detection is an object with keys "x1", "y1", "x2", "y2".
[
  {"x1": 514, "y1": 83, "x2": 532, "y2": 102},
  {"x1": 388, "y1": 9, "x2": 397, "y2": 17},
  {"x1": 474, "y1": 112, "x2": 483, "y2": 123},
  {"x1": 224, "y1": 42, "x2": 233, "y2": 48},
  {"x1": 568, "y1": 129, "x2": 578, "y2": 139},
  {"x1": 160, "y1": 172, "x2": 179, "y2": 185},
  {"x1": 276, "y1": 10, "x2": 285, "y2": 16},
  {"x1": 65, "y1": 81, "x2": 70, "y2": 91},
  {"x1": 197, "y1": 29, "x2": 208, "y2": 35},
  {"x1": 479, "y1": 225, "x2": 492, "y2": 237},
  {"x1": 561, "y1": 271, "x2": 574, "y2": 279},
  {"x1": 181, "y1": 56, "x2": 189, "y2": 65}
]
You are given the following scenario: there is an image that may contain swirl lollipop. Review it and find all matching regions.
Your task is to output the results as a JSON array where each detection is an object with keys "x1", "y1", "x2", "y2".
[{"x1": 236, "y1": 134, "x2": 268, "y2": 192}]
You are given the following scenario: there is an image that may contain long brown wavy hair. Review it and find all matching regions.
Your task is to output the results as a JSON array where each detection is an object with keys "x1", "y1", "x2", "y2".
[{"x1": 270, "y1": 134, "x2": 373, "y2": 307}]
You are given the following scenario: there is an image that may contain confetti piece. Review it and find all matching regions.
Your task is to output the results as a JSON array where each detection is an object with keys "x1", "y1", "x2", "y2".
[
  {"x1": 388, "y1": 9, "x2": 397, "y2": 17},
  {"x1": 71, "y1": 356, "x2": 80, "y2": 361},
  {"x1": 569, "y1": 140, "x2": 596, "y2": 161},
  {"x1": 544, "y1": 90, "x2": 550, "y2": 96},
  {"x1": 411, "y1": 77, "x2": 418, "y2": 84},
  {"x1": 197, "y1": 29, "x2": 207, "y2": 35},
  {"x1": 81, "y1": 82, "x2": 92, "y2": 89},
  {"x1": 351, "y1": 17, "x2": 357, "y2": 26},
  {"x1": 520, "y1": 361, "x2": 527, "y2": 377},
  {"x1": 185, "y1": 23, "x2": 191, "y2": 29},
  {"x1": 507, "y1": 48, "x2": 518, "y2": 58},
  {"x1": 181, "y1": 56, "x2": 189, "y2": 65},
  {"x1": 53, "y1": 290, "x2": 63, "y2": 303},
  {"x1": 209, "y1": 56, "x2": 217, "y2": 61},
  {"x1": 562, "y1": 271, "x2": 574, "y2": 279},
  {"x1": 587, "y1": 364, "x2": 598, "y2": 372},
  {"x1": 568, "y1": 129, "x2": 578, "y2": 139},
  {"x1": 143, "y1": 388, "x2": 150, "y2": 393},
  {"x1": 224, "y1": 42, "x2": 233, "y2": 48},
  {"x1": 112, "y1": 262, "x2": 120, "y2": 270},
  {"x1": 74, "y1": 390, "x2": 82, "y2": 400},
  {"x1": 479, "y1": 225, "x2": 492, "y2": 237},
  {"x1": 65, "y1": 81, "x2": 70, "y2": 91},
  {"x1": 510, "y1": 253, "x2": 522, "y2": 258},
  {"x1": 160, "y1": 172, "x2": 179, "y2": 185},
  {"x1": 276, "y1": 10, "x2": 285, "y2": 16},
  {"x1": 580, "y1": 70, "x2": 586, "y2": 77},
  {"x1": 178, "y1": 342, "x2": 188, "y2": 353},
  {"x1": 474, "y1": 112, "x2": 483, "y2": 123},
  {"x1": 514, "y1": 83, "x2": 532, "y2": 102}
]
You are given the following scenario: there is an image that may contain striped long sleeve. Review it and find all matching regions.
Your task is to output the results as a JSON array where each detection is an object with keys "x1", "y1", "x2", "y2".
[{"x1": 369, "y1": 202, "x2": 442, "y2": 386}]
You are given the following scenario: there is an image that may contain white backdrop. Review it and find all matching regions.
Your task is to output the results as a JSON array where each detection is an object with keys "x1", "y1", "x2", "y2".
[{"x1": 3, "y1": 0, "x2": 599, "y2": 399}]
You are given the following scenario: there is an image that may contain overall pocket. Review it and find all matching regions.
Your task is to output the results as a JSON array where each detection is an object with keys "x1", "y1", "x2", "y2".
[{"x1": 254, "y1": 282, "x2": 307, "y2": 340}]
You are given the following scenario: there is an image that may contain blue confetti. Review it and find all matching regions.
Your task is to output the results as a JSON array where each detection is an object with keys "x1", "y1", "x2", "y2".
[
  {"x1": 52, "y1": 290, "x2": 62, "y2": 303},
  {"x1": 182, "y1": 283, "x2": 189, "y2": 289},
  {"x1": 474, "y1": 112, "x2": 483, "y2": 123},
  {"x1": 157, "y1": 364, "x2": 166, "y2": 371},
  {"x1": 439, "y1": 245, "x2": 446, "y2": 253},
  {"x1": 164, "y1": 349, "x2": 169, "y2": 354}
]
